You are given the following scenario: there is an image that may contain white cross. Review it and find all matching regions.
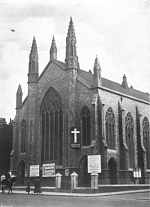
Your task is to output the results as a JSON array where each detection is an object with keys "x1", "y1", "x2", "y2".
[{"x1": 71, "y1": 128, "x2": 80, "y2": 143}]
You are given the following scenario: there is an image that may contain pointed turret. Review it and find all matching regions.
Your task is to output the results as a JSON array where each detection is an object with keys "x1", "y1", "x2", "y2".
[
  {"x1": 122, "y1": 74, "x2": 128, "y2": 89},
  {"x1": 28, "y1": 36, "x2": 39, "y2": 83},
  {"x1": 93, "y1": 56, "x2": 101, "y2": 87},
  {"x1": 16, "y1": 84, "x2": 22, "y2": 109},
  {"x1": 65, "y1": 17, "x2": 79, "y2": 70},
  {"x1": 50, "y1": 35, "x2": 57, "y2": 61}
]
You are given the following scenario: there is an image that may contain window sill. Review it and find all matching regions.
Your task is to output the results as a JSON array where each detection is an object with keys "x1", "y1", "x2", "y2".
[
  {"x1": 71, "y1": 143, "x2": 80, "y2": 149},
  {"x1": 81, "y1": 145, "x2": 93, "y2": 149},
  {"x1": 107, "y1": 148, "x2": 117, "y2": 153}
]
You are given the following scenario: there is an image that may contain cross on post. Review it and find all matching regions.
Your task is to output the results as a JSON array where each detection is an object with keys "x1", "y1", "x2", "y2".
[{"x1": 71, "y1": 128, "x2": 80, "y2": 143}]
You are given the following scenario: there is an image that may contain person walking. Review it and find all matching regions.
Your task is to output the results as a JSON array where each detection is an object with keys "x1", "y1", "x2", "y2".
[
  {"x1": 34, "y1": 178, "x2": 41, "y2": 194},
  {"x1": 26, "y1": 180, "x2": 31, "y2": 195},
  {"x1": 1, "y1": 174, "x2": 6, "y2": 193},
  {"x1": 7, "y1": 177, "x2": 12, "y2": 194}
]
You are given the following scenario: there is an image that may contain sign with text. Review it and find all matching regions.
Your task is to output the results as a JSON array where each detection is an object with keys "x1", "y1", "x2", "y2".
[
  {"x1": 133, "y1": 168, "x2": 141, "y2": 178},
  {"x1": 88, "y1": 155, "x2": 101, "y2": 174},
  {"x1": 42, "y1": 163, "x2": 55, "y2": 177},
  {"x1": 29, "y1": 165, "x2": 39, "y2": 177}
]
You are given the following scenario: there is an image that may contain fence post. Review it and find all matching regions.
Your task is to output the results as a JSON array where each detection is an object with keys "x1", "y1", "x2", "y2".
[
  {"x1": 71, "y1": 172, "x2": 78, "y2": 190},
  {"x1": 56, "y1": 173, "x2": 62, "y2": 189},
  {"x1": 91, "y1": 173, "x2": 98, "y2": 190}
]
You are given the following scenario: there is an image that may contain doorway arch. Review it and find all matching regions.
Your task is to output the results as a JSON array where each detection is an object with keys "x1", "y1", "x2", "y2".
[
  {"x1": 17, "y1": 160, "x2": 25, "y2": 184},
  {"x1": 108, "y1": 158, "x2": 117, "y2": 184},
  {"x1": 79, "y1": 155, "x2": 90, "y2": 187}
]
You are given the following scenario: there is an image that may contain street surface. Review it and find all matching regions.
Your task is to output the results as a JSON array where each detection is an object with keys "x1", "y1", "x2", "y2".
[{"x1": 0, "y1": 191, "x2": 150, "y2": 207}]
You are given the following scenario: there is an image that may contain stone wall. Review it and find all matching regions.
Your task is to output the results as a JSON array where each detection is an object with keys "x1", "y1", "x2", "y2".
[{"x1": 11, "y1": 60, "x2": 150, "y2": 184}]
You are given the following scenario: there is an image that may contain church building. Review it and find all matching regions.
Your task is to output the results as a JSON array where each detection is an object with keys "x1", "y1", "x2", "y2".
[{"x1": 10, "y1": 18, "x2": 150, "y2": 185}]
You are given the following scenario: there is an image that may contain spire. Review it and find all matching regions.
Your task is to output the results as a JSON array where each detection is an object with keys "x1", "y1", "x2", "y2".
[
  {"x1": 93, "y1": 56, "x2": 101, "y2": 87},
  {"x1": 29, "y1": 36, "x2": 38, "y2": 62},
  {"x1": 28, "y1": 36, "x2": 39, "y2": 83},
  {"x1": 50, "y1": 35, "x2": 57, "y2": 61},
  {"x1": 122, "y1": 74, "x2": 128, "y2": 89},
  {"x1": 65, "y1": 17, "x2": 79, "y2": 70},
  {"x1": 94, "y1": 56, "x2": 101, "y2": 74},
  {"x1": 67, "y1": 17, "x2": 75, "y2": 38},
  {"x1": 16, "y1": 84, "x2": 22, "y2": 109}
]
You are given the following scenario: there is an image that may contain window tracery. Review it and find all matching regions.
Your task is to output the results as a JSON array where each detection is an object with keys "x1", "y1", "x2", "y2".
[
  {"x1": 105, "y1": 107, "x2": 115, "y2": 149},
  {"x1": 143, "y1": 117, "x2": 150, "y2": 169}
]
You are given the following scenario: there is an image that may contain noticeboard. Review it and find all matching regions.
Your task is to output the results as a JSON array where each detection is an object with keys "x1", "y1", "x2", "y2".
[
  {"x1": 29, "y1": 165, "x2": 39, "y2": 177},
  {"x1": 133, "y1": 168, "x2": 141, "y2": 178},
  {"x1": 42, "y1": 163, "x2": 55, "y2": 177},
  {"x1": 88, "y1": 155, "x2": 101, "y2": 174}
]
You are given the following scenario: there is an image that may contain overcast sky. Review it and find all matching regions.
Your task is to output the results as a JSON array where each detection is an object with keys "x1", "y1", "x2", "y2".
[{"x1": 0, "y1": 0, "x2": 150, "y2": 122}]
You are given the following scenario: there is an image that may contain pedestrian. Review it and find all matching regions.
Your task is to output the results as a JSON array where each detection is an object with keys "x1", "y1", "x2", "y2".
[
  {"x1": 26, "y1": 180, "x2": 31, "y2": 195},
  {"x1": 7, "y1": 177, "x2": 13, "y2": 194},
  {"x1": 34, "y1": 178, "x2": 41, "y2": 194},
  {"x1": 1, "y1": 174, "x2": 6, "y2": 193}
]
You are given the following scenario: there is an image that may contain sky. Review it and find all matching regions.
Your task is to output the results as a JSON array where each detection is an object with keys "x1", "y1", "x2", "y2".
[{"x1": 0, "y1": 0, "x2": 150, "y2": 122}]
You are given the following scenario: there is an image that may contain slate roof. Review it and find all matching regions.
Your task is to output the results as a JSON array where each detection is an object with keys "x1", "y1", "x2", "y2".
[
  {"x1": 102, "y1": 77, "x2": 149, "y2": 102},
  {"x1": 37, "y1": 60, "x2": 150, "y2": 103},
  {"x1": 78, "y1": 69, "x2": 150, "y2": 102}
]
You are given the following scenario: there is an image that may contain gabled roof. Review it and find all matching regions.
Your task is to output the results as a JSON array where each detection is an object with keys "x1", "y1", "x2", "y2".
[
  {"x1": 102, "y1": 77, "x2": 149, "y2": 102},
  {"x1": 23, "y1": 59, "x2": 149, "y2": 105},
  {"x1": 78, "y1": 69, "x2": 149, "y2": 102},
  {"x1": 38, "y1": 60, "x2": 66, "y2": 81}
]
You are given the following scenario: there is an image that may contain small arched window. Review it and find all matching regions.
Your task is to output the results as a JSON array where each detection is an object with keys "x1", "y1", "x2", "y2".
[
  {"x1": 125, "y1": 112, "x2": 134, "y2": 169},
  {"x1": 21, "y1": 120, "x2": 26, "y2": 153},
  {"x1": 105, "y1": 107, "x2": 115, "y2": 149},
  {"x1": 81, "y1": 106, "x2": 91, "y2": 146},
  {"x1": 143, "y1": 117, "x2": 150, "y2": 169}
]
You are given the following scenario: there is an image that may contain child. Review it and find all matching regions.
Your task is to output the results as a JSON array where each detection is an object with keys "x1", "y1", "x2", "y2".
[{"x1": 26, "y1": 180, "x2": 31, "y2": 195}]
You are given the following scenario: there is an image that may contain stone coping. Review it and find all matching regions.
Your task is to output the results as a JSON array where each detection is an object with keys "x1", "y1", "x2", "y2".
[{"x1": 1, "y1": 189, "x2": 150, "y2": 197}]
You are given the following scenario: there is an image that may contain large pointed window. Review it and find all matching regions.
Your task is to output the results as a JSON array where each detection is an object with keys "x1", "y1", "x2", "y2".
[
  {"x1": 143, "y1": 117, "x2": 150, "y2": 169},
  {"x1": 105, "y1": 107, "x2": 115, "y2": 149},
  {"x1": 21, "y1": 120, "x2": 26, "y2": 153},
  {"x1": 41, "y1": 87, "x2": 63, "y2": 165},
  {"x1": 125, "y1": 112, "x2": 134, "y2": 169},
  {"x1": 29, "y1": 120, "x2": 33, "y2": 152},
  {"x1": 81, "y1": 106, "x2": 91, "y2": 146}
]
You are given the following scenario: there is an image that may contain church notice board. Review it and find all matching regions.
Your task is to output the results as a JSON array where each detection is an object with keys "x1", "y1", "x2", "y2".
[
  {"x1": 29, "y1": 165, "x2": 40, "y2": 177},
  {"x1": 42, "y1": 163, "x2": 55, "y2": 177},
  {"x1": 88, "y1": 155, "x2": 101, "y2": 174}
]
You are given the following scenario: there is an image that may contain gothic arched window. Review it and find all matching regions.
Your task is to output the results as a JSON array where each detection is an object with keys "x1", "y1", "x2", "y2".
[
  {"x1": 21, "y1": 120, "x2": 26, "y2": 153},
  {"x1": 81, "y1": 106, "x2": 91, "y2": 146},
  {"x1": 29, "y1": 120, "x2": 33, "y2": 152},
  {"x1": 125, "y1": 112, "x2": 134, "y2": 169},
  {"x1": 41, "y1": 87, "x2": 63, "y2": 165},
  {"x1": 143, "y1": 117, "x2": 150, "y2": 169},
  {"x1": 105, "y1": 107, "x2": 115, "y2": 149}
]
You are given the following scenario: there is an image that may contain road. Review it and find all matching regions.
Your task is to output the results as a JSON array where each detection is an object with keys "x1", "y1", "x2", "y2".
[{"x1": 0, "y1": 191, "x2": 150, "y2": 207}]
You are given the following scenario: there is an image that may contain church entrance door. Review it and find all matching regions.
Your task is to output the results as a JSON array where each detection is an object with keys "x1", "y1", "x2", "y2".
[
  {"x1": 79, "y1": 155, "x2": 90, "y2": 187},
  {"x1": 108, "y1": 158, "x2": 117, "y2": 184},
  {"x1": 17, "y1": 160, "x2": 25, "y2": 184}
]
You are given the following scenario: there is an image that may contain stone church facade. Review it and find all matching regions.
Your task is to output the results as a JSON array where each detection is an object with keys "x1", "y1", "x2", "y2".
[{"x1": 11, "y1": 18, "x2": 150, "y2": 185}]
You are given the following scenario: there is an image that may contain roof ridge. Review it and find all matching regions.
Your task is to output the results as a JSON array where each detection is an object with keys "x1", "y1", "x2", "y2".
[{"x1": 78, "y1": 70, "x2": 149, "y2": 101}]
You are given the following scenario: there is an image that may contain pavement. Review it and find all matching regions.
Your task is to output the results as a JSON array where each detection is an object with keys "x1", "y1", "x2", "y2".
[
  {"x1": 1, "y1": 191, "x2": 150, "y2": 207},
  {"x1": 1, "y1": 186, "x2": 150, "y2": 197}
]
